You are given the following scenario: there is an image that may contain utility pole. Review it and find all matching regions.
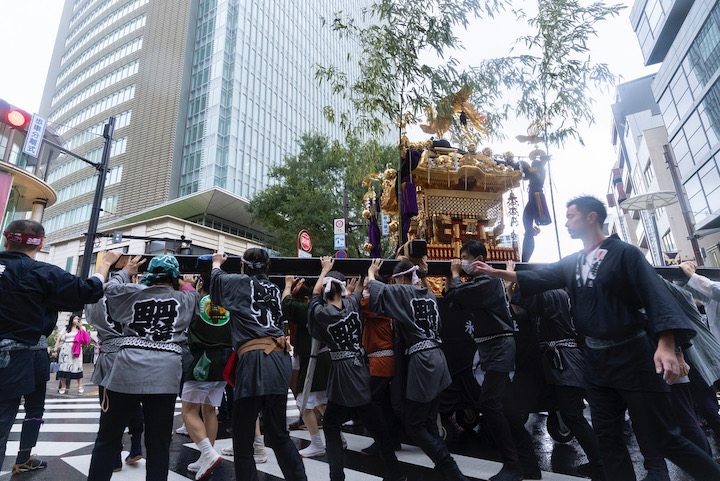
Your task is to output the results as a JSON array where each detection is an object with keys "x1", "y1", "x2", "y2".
[
  {"x1": 79, "y1": 117, "x2": 115, "y2": 278},
  {"x1": 663, "y1": 144, "x2": 703, "y2": 266}
]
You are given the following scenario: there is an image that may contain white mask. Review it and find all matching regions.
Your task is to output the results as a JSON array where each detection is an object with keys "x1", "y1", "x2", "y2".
[
  {"x1": 362, "y1": 289, "x2": 370, "y2": 299},
  {"x1": 461, "y1": 259, "x2": 475, "y2": 275}
]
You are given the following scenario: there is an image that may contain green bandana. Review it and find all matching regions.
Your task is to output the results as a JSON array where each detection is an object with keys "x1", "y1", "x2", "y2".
[{"x1": 141, "y1": 255, "x2": 180, "y2": 285}]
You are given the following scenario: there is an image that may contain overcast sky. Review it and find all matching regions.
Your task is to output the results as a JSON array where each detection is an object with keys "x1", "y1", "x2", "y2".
[{"x1": 0, "y1": 0, "x2": 659, "y2": 262}]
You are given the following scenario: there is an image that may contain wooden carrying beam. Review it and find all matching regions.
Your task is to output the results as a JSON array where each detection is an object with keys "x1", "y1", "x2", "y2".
[{"x1": 111, "y1": 255, "x2": 720, "y2": 281}]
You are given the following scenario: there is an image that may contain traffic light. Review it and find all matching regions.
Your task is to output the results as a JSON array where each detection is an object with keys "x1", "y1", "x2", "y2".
[{"x1": 0, "y1": 99, "x2": 31, "y2": 130}]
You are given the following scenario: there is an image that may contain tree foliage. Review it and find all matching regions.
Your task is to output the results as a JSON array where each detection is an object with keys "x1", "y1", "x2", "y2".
[
  {"x1": 247, "y1": 133, "x2": 396, "y2": 256},
  {"x1": 316, "y1": 0, "x2": 510, "y2": 138},
  {"x1": 512, "y1": 0, "x2": 624, "y2": 147}
]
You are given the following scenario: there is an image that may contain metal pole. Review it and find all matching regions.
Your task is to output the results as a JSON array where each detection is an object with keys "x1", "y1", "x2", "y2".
[
  {"x1": 79, "y1": 117, "x2": 115, "y2": 278},
  {"x1": 663, "y1": 144, "x2": 703, "y2": 265},
  {"x1": 649, "y1": 208, "x2": 664, "y2": 266},
  {"x1": 545, "y1": 159, "x2": 562, "y2": 260}
]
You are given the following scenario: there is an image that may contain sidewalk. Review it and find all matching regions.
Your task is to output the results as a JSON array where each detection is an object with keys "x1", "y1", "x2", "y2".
[{"x1": 45, "y1": 363, "x2": 100, "y2": 401}]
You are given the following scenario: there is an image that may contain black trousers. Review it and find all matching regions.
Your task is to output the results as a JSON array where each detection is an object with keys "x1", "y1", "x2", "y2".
[
  {"x1": 97, "y1": 386, "x2": 144, "y2": 437},
  {"x1": 233, "y1": 395, "x2": 306, "y2": 481},
  {"x1": 369, "y1": 376, "x2": 400, "y2": 445},
  {"x1": 479, "y1": 370, "x2": 519, "y2": 467},
  {"x1": 587, "y1": 384, "x2": 720, "y2": 481},
  {"x1": 18, "y1": 381, "x2": 46, "y2": 456},
  {"x1": 403, "y1": 397, "x2": 460, "y2": 472},
  {"x1": 88, "y1": 390, "x2": 175, "y2": 481},
  {"x1": 324, "y1": 401, "x2": 403, "y2": 481},
  {"x1": 554, "y1": 385, "x2": 603, "y2": 478},
  {"x1": 691, "y1": 379, "x2": 720, "y2": 444}
]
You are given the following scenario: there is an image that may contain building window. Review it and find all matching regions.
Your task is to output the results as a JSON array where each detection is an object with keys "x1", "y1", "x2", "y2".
[
  {"x1": 643, "y1": 159, "x2": 655, "y2": 188},
  {"x1": 661, "y1": 230, "x2": 676, "y2": 253}
]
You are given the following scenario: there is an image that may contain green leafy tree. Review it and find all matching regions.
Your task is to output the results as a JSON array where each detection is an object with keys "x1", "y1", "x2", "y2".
[
  {"x1": 248, "y1": 133, "x2": 396, "y2": 256},
  {"x1": 316, "y1": 0, "x2": 509, "y2": 139},
  {"x1": 509, "y1": 0, "x2": 623, "y2": 258},
  {"x1": 513, "y1": 0, "x2": 624, "y2": 147}
]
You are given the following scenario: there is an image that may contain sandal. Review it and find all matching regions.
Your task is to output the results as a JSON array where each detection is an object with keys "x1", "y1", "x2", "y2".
[
  {"x1": 58, "y1": 388, "x2": 66, "y2": 394},
  {"x1": 12, "y1": 455, "x2": 47, "y2": 474}
]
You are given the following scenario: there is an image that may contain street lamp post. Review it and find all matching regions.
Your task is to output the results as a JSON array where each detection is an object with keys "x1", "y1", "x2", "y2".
[{"x1": 79, "y1": 117, "x2": 115, "y2": 279}]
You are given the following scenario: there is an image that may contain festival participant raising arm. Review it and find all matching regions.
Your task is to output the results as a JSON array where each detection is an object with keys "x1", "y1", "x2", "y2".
[
  {"x1": 210, "y1": 250, "x2": 306, "y2": 481},
  {"x1": 473, "y1": 196, "x2": 720, "y2": 481},
  {"x1": 307, "y1": 256, "x2": 406, "y2": 481},
  {"x1": 367, "y1": 258, "x2": 468, "y2": 481}
]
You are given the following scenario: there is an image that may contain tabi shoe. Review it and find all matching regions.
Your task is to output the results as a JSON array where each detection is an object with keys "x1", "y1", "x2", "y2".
[
  {"x1": 113, "y1": 454, "x2": 123, "y2": 472},
  {"x1": 12, "y1": 455, "x2": 47, "y2": 474},
  {"x1": 254, "y1": 438, "x2": 268, "y2": 464},
  {"x1": 299, "y1": 433, "x2": 326, "y2": 458},
  {"x1": 220, "y1": 445, "x2": 234, "y2": 456},
  {"x1": 125, "y1": 435, "x2": 143, "y2": 464},
  {"x1": 489, "y1": 465, "x2": 524, "y2": 481},
  {"x1": 195, "y1": 453, "x2": 222, "y2": 480},
  {"x1": 187, "y1": 459, "x2": 202, "y2": 473}
]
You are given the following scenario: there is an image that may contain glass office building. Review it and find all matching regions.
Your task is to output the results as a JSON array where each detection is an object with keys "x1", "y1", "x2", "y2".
[
  {"x1": 632, "y1": 0, "x2": 720, "y2": 230},
  {"x1": 39, "y1": 0, "x2": 364, "y2": 239}
]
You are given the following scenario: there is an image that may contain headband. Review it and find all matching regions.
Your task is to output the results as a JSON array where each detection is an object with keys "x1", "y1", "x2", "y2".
[
  {"x1": 3, "y1": 231, "x2": 44, "y2": 246},
  {"x1": 323, "y1": 276, "x2": 348, "y2": 297},
  {"x1": 241, "y1": 257, "x2": 267, "y2": 270},
  {"x1": 392, "y1": 265, "x2": 420, "y2": 285},
  {"x1": 291, "y1": 278, "x2": 306, "y2": 297}
]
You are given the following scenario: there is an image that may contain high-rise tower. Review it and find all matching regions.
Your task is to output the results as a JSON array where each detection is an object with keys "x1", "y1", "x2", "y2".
[{"x1": 40, "y1": 0, "x2": 362, "y2": 242}]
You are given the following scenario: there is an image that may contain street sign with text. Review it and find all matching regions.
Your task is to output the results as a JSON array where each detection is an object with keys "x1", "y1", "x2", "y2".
[{"x1": 22, "y1": 114, "x2": 47, "y2": 158}]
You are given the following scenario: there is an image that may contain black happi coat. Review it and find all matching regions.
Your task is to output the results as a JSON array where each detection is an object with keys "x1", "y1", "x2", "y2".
[
  {"x1": 210, "y1": 269, "x2": 289, "y2": 398},
  {"x1": 513, "y1": 288, "x2": 585, "y2": 388},
  {"x1": 308, "y1": 291, "x2": 370, "y2": 407},
  {"x1": 368, "y1": 281, "x2": 451, "y2": 402},
  {"x1": 445, "y1": 274, "x2": 516, "y2": 372},
  {"x1": 516, "y1": 234, "x2": 695, "y2": 392}
]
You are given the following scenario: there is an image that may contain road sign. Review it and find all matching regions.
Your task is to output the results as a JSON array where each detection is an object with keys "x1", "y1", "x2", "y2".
[
  {"x1": 298, "y1": 229, "x2": 312, "y2": 257},
  {"x1": 335, "y1": 250, "x2": 347, "y2": 259},
  {"x1": 298, "y1": 250, "x2": 312, "y2": 258},
  {"x1": 22, "y1": 114, "x2": 47, "y2": 158},
  {"x1": 334, "y1": 218, "x2": 345, "y2": 235},
  {"x1": 334, "y1": 234, "x2": 346, "y2": 250}
]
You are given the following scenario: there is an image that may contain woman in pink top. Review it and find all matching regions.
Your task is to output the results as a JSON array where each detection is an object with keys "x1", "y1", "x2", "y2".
[{"x1": 53, "y1": 313, "x2": 90, "y2": 394}]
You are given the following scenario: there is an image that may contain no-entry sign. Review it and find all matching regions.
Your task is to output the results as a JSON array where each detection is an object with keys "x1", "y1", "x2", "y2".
[{"x1": 297, "y1": 229, "x2": 312, "y2": 257}]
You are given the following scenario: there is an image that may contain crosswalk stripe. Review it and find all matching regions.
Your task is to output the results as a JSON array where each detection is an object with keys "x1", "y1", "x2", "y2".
[
  {"x1": 5, "y1": 441, "x2": 93, "y2": 457},
  {"x1": 62, "y1": 453, "x2": 190, "y2": 480},
  {"x1": 290, "y1": 430, "x2": 586, "y2": 481},
  {"x1": 10, "y1": 423, "x2": 99, "y2": 433},
  {"x1": 16, "y1": 411, "x2": 181, "y2": 419},
  {"x1": 183, "y1": 438, "x2": 381, "y2": 481}
]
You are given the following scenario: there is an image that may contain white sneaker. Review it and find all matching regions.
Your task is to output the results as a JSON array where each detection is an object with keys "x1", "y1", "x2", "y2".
[
  {"x1": 187, "y1": 459, "x2": 201, "y2": 473},
  {"x1": 253, "y1": 439, "x2": 268, "y2": 463},
  {"x1": 175, "y1": 424, "x2": 189, "y2": 436},
  {"x1": 220, "y1": 446, "x2": 234, "y2": 456},
  {"x1": 195, "y1": 454, "x2": 222, "y2": 480},
  {"x1": 299, "y1": 442, "x2": 325, "y2": 458}
]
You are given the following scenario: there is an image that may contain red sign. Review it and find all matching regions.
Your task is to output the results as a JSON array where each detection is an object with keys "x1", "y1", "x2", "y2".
[
  {"x1": 298, "y1": 229, "x2": 312, "y2": 253},
  {"x1": 335, "y1": 250, "x2": 347, "y2": 259}
]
